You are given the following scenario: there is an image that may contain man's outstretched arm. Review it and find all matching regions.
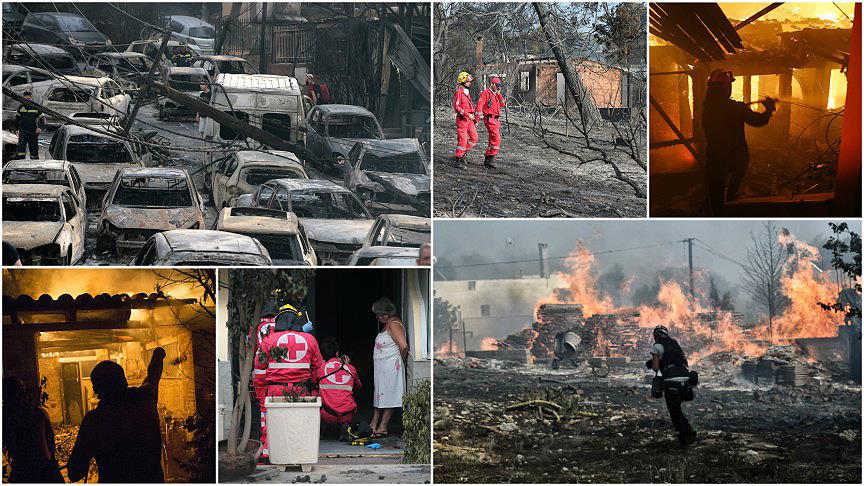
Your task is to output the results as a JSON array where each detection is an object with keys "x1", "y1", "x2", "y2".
[{"x1": 143, "y1": 347, "x2": 166, "y2": 400}]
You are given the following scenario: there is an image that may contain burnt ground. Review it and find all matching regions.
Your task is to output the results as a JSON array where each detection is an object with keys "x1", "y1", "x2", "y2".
[
  {"x1": 433, "y1": 360, "x2": 861, "y2": 484},
  {"x1": 432, "y1": 107, "x2": 646, "y2": 218}
]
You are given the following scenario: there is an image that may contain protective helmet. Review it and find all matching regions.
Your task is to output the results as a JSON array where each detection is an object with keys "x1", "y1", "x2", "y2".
[
  {"x1": 457, "y1": 71, "x2": 474, "y2": 84},
  {"x1": 707, "y1": 69, "x2": 734, "y2": 87},
  {"x1": 490, "y1": 76, "x2": 502, "y2": 85},
  {"x1": 275, "y1": 304, "x2": 306, "y2": 332},
  {"x1": 653, "y1": 325, "x2": 670, "y2": 338}
]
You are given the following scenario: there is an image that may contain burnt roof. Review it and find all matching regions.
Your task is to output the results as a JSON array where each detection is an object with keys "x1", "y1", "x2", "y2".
[{"x1": 3, "y1": 292, "x2": 195, "y2": 313}]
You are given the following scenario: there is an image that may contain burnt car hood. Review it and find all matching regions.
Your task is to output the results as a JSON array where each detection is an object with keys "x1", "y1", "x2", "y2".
[
  {"x1": 73, "y1": 163, "x2": 138, "y2": 185},
  {"x1": 301, "y1": 218, "x2": 374, "y2": 245},
  {"x1": 327, "y1": 138, "x2": 366, "y2": 155},
  {"x1": 103, "y1": 206, "x2": 201, "y2": 231},
  {"x1": 3, "y1": 221, "x2": 64, "y2": 250},
  {"x1": 362, "y1": 171, "x2": 430, "y2": 196}
]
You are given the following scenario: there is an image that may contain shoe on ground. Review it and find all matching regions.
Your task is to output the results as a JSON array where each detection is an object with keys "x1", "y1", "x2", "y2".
[{"x1": 484, "y1": 155, "x2": 496, "y2": 168}]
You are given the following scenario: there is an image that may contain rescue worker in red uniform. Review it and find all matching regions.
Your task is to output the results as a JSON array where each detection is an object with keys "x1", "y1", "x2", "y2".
[
  {"x1": 702, "y1": 69, "x2": 775, "y2": 216},
  {"x1": 258, "y1": 304, "x2": 323, "y2": 458},
  {"x1": 317, "y1": 338, "x2": 361, "y2": 428},
  {"x1": 477, "y1": 76, "x2": 505, "y2": 168},
  {"x1": 452, "y1": 71, "x2": 479, "y2": 167},
  {"x1": 252, "y1": 300, "x2": 279, "y2": 461}
]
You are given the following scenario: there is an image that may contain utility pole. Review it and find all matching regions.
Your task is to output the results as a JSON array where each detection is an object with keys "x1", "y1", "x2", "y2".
[
  {"x1": 683, "y1": 238, "x2": 695, "y2": 299},
  {"x1": 461, "y1": 318, "x2": 467, "y2": 358},
  {"x1": 259, "y1": 2, "x2": 268, "y2": 74},
  {"x1": 123, "y1": 32, "x2": 171, "y2": 136}
]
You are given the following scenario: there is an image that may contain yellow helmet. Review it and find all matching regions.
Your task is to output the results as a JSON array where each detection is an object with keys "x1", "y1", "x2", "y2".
[
  {"x1": 457, "y1": 71, "x2": 474, "y2": 84},
  {"x1": 277, "y1": 304, "x2": 303, "y2": 319}
]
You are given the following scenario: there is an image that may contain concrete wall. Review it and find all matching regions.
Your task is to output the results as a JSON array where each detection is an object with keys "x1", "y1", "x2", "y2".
[{"x1": 434, "y1": 276, "x2": 565, "y2": 347}]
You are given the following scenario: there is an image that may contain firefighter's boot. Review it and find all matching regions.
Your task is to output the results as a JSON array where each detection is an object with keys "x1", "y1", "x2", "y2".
[{"x1": 484, "y1": 155, "x2": 496, "y2": 168}]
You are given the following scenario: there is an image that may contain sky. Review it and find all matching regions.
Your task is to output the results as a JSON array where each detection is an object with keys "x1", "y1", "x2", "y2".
[{"x1": 433, "y1": 219, "x2": 861, "y2": 288}]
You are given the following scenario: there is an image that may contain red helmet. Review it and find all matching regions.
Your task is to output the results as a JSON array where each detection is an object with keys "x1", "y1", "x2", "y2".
[
  {"x1": 490, "y1": 76, "x2": 502, "y2": 85},
  {"x1": 707, "y1": 69, "x2": 734, "y2": 87}
]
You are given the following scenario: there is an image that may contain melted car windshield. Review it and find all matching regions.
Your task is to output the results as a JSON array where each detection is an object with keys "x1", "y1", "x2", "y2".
[
  {"x1": 66, "y1": 136, "x2": 132, "y2": 163},
  {"x1": 247, "y1": 233, "x2": 297, "y2": 260},
  {"x1": 113, "y1": 177, "x2": 193, "y2": 207},
  {"x1": 245, "y1": 168, "x2": 303, "y2": 186},
  {"x1": 57, "y1": 16, "x2": 98, "y2": 32},
  {"x1": 385, "y1": 227, "x2": 430, "y2": 247},
  {"x1": 284, "y1": 191, "x2": 368, "y2": 219},
  {"x1": 327, "y1": 115, "x2": 380, "y2": 139},
  {"x1": 3, "y1": 169, "x2": 68, "y2": 186},
  {"x1": 360, "y1": 151, "x2": 425, "y2": 174},
  {"x1": 46, "y1": 87, "x2": 92, "y2": 102},
  {"x1": 3, "y1": 198, "x2": 62, "y2": 222}
]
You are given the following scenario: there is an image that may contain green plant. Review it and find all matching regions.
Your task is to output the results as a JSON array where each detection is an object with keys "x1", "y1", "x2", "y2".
[
  {"x1": 819, "y1": 222, "x2": 862, "y2": 320},
  {"x1": 402, "y1": 379, "x2": 431, "y2": 464},
  {"x1": 180, "y1": 412, "x2": 216, "y2": 482}
]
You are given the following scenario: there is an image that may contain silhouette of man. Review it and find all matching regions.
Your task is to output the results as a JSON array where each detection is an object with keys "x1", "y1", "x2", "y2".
[
  {"x1": 68, "y1": 347, "x2": 166, "y2": 483},
  {"x1": 702, "y1": 69, "x2": 775, "y2": 215}
]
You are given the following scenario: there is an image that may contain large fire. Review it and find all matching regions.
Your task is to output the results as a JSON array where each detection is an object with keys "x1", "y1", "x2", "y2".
[
  {"x1": 2, "y1": 269, "x2": 202, "y2": 301},
  {"x1": 528, "y1": 228, "x2": 852, "y2": 361}
]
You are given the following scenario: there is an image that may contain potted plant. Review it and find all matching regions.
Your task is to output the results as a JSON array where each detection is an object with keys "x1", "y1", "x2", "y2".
[
  {"x1": 219, "y1": 269, "x2": 312, "y2": 480},
  {"x1": 265, "y1": 388, "x2": 321, "y2": 472}
]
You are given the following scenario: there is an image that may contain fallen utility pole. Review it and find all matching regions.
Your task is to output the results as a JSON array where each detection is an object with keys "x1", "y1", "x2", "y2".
[
  {"x1": 123, "y1": 33, "x2": 171, "y2": 136},
  {"x1": 153, "y1": 81, "x2": 307, "y2": 158}
]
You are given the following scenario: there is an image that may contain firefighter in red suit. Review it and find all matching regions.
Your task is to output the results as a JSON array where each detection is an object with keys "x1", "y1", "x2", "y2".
[
  {"x1": 252, "y1": 300, "x2": 279, "y2": 461},
  {"x1": 317, "y1": 338, "x2": 362, "y2": 427},
  {"x1": 452, "y1": 71, "x2": 478, "y2": 167},
  {"x1": 477, "y1": 75, "x2": 505, "y2": 168},
  {"x1": 258, "y1": 304, "x2": 323, "y2": 458}
]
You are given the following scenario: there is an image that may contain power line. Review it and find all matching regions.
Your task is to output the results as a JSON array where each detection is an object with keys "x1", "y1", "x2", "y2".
[{"x1": 435, "y1": 240, "x2": 682, "y2": 270}]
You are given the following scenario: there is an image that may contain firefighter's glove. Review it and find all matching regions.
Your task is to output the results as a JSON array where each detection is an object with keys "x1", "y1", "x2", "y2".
[
  {"x1": 762, "y1": 97, "x2": 777, "y2": 113},
  {"x1": 154, "y1": 347, "x2": 167, "y2": 360}
]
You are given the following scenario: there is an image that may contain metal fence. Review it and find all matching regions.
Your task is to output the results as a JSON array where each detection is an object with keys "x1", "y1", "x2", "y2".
[{"x1": 222, "y1": 19, "x2": 315, "y2": 66}]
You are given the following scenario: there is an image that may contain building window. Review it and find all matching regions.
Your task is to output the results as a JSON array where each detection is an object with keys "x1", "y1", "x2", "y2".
[
  {"x1": 480, "y1": 304, "x2": 490, "y2": 317},
  {"x1": 468, "y1": 281, "x2": 476, "y2": 291},
  {"x1": 520, "y1": 71, "x2": 530, "y2": 91}
]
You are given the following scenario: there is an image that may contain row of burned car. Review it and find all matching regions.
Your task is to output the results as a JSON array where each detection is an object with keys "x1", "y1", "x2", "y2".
[{"x1": 2, "y1": 118, "x2": 430, "y2": 266}]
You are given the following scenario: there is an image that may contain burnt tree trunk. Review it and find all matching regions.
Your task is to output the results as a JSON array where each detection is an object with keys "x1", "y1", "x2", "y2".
[{"x1": 532, "y1": 2, "x2": 598, "y2": 141}]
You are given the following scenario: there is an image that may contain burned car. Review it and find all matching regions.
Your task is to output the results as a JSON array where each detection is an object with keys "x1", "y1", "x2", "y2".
[
  {"x1": 132, "y1": 229, "x2": 272, "y2": 266},
  {"x1": 249, "y1": 178, "x2": 374, "y2": 265},
  {"x1": 97, "y1": 167, "x2": 205, "y2": 255},
  {"x1": 2, "y1": 184, "x2": 86, "y2": 265},
  {"x1": 305, "y1": 104, "x2": 384, "y2": 171},
  {"x1": 344, "y1": 138, "x2": 430, "y2": 215},
  {"x1": 348, "y1": 246, "x2": 419, "y2": 266},
  {"x1": 3, "y1": 43, "x2": 79, "y2": 75},
  {"x1": 49, "y1": 124, "x2": 147, "y2": 202},
  {"x1": 209, "y1": 150, "x2": 307, "y2": 208},
  {"x1": 3, "y1": 159, "x2": 86, "y2": 207},
  {"x1": 3, "y1": 64, "x2": 55, "y2": 123},
  {"x1": 191, "y1": 54, "x2": 257, "y2": 77},
  {"x1": 39, "y1": 76, "x2": 130, "y2": 127},
  {"x1": 347, "y1": 214, "x2": 429, "y2": 266},
  {"x1": 214, "y1": 206, "x2": 317, "y2": 266},
  {"x1": 3, "y1": 130, "x2": 18, "y2": 164},
  {"x1": 158, "y1": 67, "x2": 211, "y2": 121},
  {"x1": 125, "y1": 39, "x2": 190, "y2": 67},
  {"x1": 19, "y1": 12, "x2": 112, "y2": 55},
  {"x1": 81, "y1": 52, "x2": 153, "y2": 95}
]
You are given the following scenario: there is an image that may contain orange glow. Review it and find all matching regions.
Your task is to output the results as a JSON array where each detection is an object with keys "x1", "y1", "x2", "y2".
[
  {"x1": 2, "y1": 269, "x2": 200, "y2": 300},
  {"x1": 720, "y1": 3, "x2": 854, "y2": 26},
  {"x1": 534, "y1": 243, "x2": 615, "y2": 320},
  {"x1": 480, "y1": 337, "x2": 499, "y2": 351},
  {"x1": 827, "y1": 69, "x2": 848, "y2": 110},
  {"x1": 435, "y1": 341, "x2": 461, "y2": 358}
]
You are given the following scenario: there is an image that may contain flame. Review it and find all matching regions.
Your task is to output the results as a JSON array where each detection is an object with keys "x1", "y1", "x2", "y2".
[
  {"x1": 827, "y1": 68, "x2": 848, "y2": 110},
  {"x1": 522, "y1": 228, "x2": 852, "y2": 363},
  {"x1": 435, "y1": 341, "x2": 462, "y2": 358},
  {"x1": 480, "y1": 337, "x2": 499, "y2": 351}
]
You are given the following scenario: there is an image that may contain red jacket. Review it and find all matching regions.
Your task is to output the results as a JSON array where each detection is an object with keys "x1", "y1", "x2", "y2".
[
  {"x1": 453, "y1": 87, "x2": 475, "y2": 119},
  {"x1": 260, "y1": 330, "x2": 323, "y2": 385},
  {"x1": 318, "y1": 358, "x2": 361, "y2": 414},
  {"x1": 253, "y1": 317, "x2": 276, "y2": 385},
  {"x1": 477, "y1": 87, "x2": 505, "y2": 117}
]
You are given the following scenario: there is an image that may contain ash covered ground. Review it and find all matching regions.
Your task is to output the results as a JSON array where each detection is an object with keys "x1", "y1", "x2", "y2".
[
  {"x1": 432, "y1": 107, "x2": 646, "y2": 218},
  {"x1": 433, "y1": 354, "x2": 861, "y2": 483}
]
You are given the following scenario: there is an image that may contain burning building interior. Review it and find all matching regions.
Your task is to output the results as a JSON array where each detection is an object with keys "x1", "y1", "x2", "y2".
[
  {"x1": 648, "y1": 3, "x2": 861, "y2": 217},
  {"x1": 433, "y1": 219, "x2": 861, "y2": 483},
  {"x1": 2, "y1": 269, "x2": 216, "y2": 483}
]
